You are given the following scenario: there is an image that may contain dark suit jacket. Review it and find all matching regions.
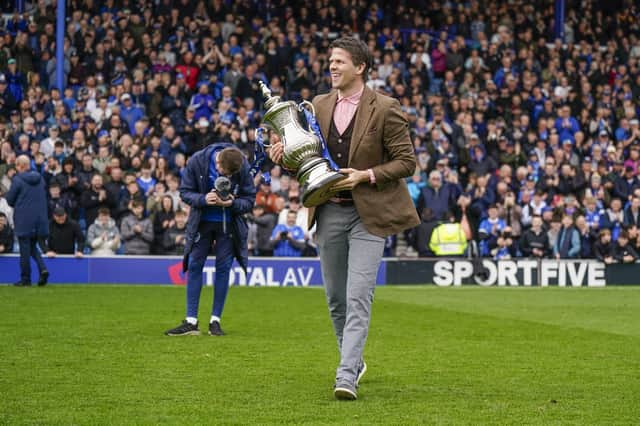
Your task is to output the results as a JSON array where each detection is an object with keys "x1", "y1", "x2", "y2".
[
  {"x1": 5, "y1": 171, "x2": 49, "y2": 238},
  {"x1": 310, "y1": 86, "x2": 420, "y2": 237}
]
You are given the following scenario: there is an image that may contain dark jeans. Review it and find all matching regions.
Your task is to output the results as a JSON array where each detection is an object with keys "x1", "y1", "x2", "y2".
[
  {"x1": 186, "y1": 221, "x2": 234, "y2": 319},
  {"x1": 18, "y1": 236, "x2": 47, "y2": 284}
]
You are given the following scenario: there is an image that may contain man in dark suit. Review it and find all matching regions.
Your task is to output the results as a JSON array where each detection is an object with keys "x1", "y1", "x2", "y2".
[
  {"x1": 269, "y1": 37, "x2": 419, "y2": 400},
  {"x1": 5, "y1": 155, "x2": 49, "y2": 286}
]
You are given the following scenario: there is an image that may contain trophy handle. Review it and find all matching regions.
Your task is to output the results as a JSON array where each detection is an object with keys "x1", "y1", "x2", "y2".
[
  {"x1": 298, "y1": 100, "x2": 316, "y2": 117},
  {"x1": 299, "y1": 101, "x2": 316, "y2": 134}
]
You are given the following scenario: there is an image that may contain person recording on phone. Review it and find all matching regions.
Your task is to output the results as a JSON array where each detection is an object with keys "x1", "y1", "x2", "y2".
[
  {"x1": 269, "y1": 210, "x2": 305, "y2": 257},
  {"x1": 165, "y1": 144, "x2": 256, "y2": 337}
]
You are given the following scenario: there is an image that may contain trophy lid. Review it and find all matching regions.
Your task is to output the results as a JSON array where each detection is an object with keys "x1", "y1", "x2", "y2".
[{"x1": 259, "y1": 81, "x2": 281, "y2": 110}]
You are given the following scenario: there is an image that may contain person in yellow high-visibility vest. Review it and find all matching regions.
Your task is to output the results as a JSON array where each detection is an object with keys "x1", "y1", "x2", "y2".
[{"x1": 429, "y1": 222, "x2": 468, "y2": 256}]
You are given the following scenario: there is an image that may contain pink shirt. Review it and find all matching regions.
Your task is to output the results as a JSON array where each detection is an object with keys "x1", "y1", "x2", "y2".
[{"x1": 333, "y1": 87, "x2": 364, "y2": 135}]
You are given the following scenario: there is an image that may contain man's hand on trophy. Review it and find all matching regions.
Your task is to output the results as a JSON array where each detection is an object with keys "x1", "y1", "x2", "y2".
[
  {"x1": 267, "y1": 134, "x2": 284, "y2": 164},
  {"x1": 332, "y1": 168, "x2": 370, "y2": 191}
]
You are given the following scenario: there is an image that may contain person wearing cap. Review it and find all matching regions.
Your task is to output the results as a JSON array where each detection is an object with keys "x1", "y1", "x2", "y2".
[
  {"x1": 165, "y1": 143, "x2": 255, "y2": 337},
  {"x1": 191, "y1": 117, "x2": 214, "y2": 154},
  {"x1": 44, "y1": 207, "x2": 85, "y2": 258},
  {"x1": 416, "y1": 170, "x2": 458, "y2": 221},
  {"x1": 58, "y1": 116, "x2": 73, "y2": 141},
  {"x1": 0, "y1": 72, "x2": 17, "y2": 118},
  {"x1": 255, "y1": 175, "x2": 279, "y2": 215},
  {"x1": 5, "y1": 58, "x2": 24, "y2": 104},
  {"x1": 119, "y1": 93, "x2": 144, "y2": 135},
  {"x1": 598, "y1": 129, "x2": 610, "y2": 143},
  {"x1": 5, "y1": 155, "x2": 49, "y2": 286}
]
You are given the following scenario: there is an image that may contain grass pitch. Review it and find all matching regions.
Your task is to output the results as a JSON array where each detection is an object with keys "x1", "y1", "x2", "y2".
[{"x1": 1, "y1": 285, "x2": 639, "y2": 425}]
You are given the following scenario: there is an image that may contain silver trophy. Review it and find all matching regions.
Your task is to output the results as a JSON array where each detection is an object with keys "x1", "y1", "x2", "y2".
[{"x1": 257, "y1": 81, "x2": 345, "y2": 207}]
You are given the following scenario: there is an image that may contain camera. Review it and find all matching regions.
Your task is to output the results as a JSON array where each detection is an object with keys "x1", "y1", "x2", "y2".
[
  {"x1": 280, "y1": 231, "x2": 288, "y2": 240},
  {"x1": 214, "y1": 176, "x2": 231, "y2": 200}
]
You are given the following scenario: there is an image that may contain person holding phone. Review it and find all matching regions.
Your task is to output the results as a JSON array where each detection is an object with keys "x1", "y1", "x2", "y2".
[{"x1": 269, "y1": 210, "x2": 305, "y2": 257}]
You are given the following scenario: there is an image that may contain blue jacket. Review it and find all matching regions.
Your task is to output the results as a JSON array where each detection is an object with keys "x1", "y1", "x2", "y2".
[
  {"x1": 416, "y1": 183, "x2": 457, "y2": 221},
  {"x1": 5, "y1": 171, "x2": 49, "y2": 238},
  {"x1": 554, "y1": 226, "x2": 581, "y2": 258},
  {"x1": 120, "y1": 104, "x2": 144, "y2": 135},
  {"x1": 180, "y1": 143, "x2": 256, "y2": 272},
  {"x1": 478, "y1": 218, "x2": 506, "y2": 256}
]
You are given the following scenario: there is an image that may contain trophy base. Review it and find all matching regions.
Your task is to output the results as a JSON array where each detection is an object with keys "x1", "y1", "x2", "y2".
[{"x1": 298, "y1": 158, "x2": 346, "y2": 207}]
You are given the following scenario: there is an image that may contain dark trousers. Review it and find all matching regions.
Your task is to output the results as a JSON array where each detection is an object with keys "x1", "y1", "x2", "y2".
[
  {"x1": 186, "y1": 221, "x2": 234, "y2": 319},
  {"x1": 18, "y1": 236, "x2": 46, "y2": 284}
]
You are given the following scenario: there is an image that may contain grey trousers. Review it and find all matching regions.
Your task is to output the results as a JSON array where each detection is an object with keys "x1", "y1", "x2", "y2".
[{"x1": 316, "y1": 203, "x2": 385, "y2": 384}]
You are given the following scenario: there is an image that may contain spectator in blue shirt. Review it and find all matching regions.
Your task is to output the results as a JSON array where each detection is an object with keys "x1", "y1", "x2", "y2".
[
  {"x1": 478, "y1": 204, "x2": 506, "y2": 256},
  {"x1": 190, "y1": 82, "x2": 215, "y2": 121},
  {"x1": 119, "y1": 93, "x2": 144, "y2": 135},
  {"x1": 554, "y1": 105, "x2": 580, "y2": 144},
  {"x1": 136, "y1": 161, "x2": 157, "y2": 198},
  {"x1": 270, "y1": 211, "x2": 306, "y2": 257}
]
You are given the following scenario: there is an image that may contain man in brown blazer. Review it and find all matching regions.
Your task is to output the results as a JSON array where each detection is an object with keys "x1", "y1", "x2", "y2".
[{"x1": 269, "y1": 36, "x2": 419, "y2": 400}]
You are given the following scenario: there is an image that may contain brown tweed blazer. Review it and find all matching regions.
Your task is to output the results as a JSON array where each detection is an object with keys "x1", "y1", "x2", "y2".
[{"x1": 308, "y1": 86, "x2": 420, "y2": 237}]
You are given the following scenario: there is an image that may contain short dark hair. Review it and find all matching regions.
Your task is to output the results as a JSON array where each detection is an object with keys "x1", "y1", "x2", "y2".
[
  {"x1": 98, "y1": 207, "x2": 110, "y2": 216},
  {"x1": 218, "y1": 147, "x2": 244, "y2": 175},
  {"x1": 330, "y1": 36, "x2": 373, "y2": 81}
]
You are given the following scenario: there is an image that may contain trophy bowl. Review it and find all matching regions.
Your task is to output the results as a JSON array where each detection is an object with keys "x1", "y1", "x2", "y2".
[{"x1": 258, "y1": 81, "x2": 346, "y2": 207}]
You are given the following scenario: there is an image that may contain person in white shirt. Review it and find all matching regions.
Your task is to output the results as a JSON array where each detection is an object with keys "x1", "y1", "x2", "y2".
[
  {"x1": 91, "y1": 96, "x2": 112, "y2": 126},
  {"x1": 277, "y1": 197, "x2": 308, "y2": 233},
  {"x1": 39, "y1": 125, "x2": 61, "y2": 158}
]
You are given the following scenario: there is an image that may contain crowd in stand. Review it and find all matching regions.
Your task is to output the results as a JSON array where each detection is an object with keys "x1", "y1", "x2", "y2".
[{"x1": 0, "y1": 0, "x2": 639, "y2": 261}]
